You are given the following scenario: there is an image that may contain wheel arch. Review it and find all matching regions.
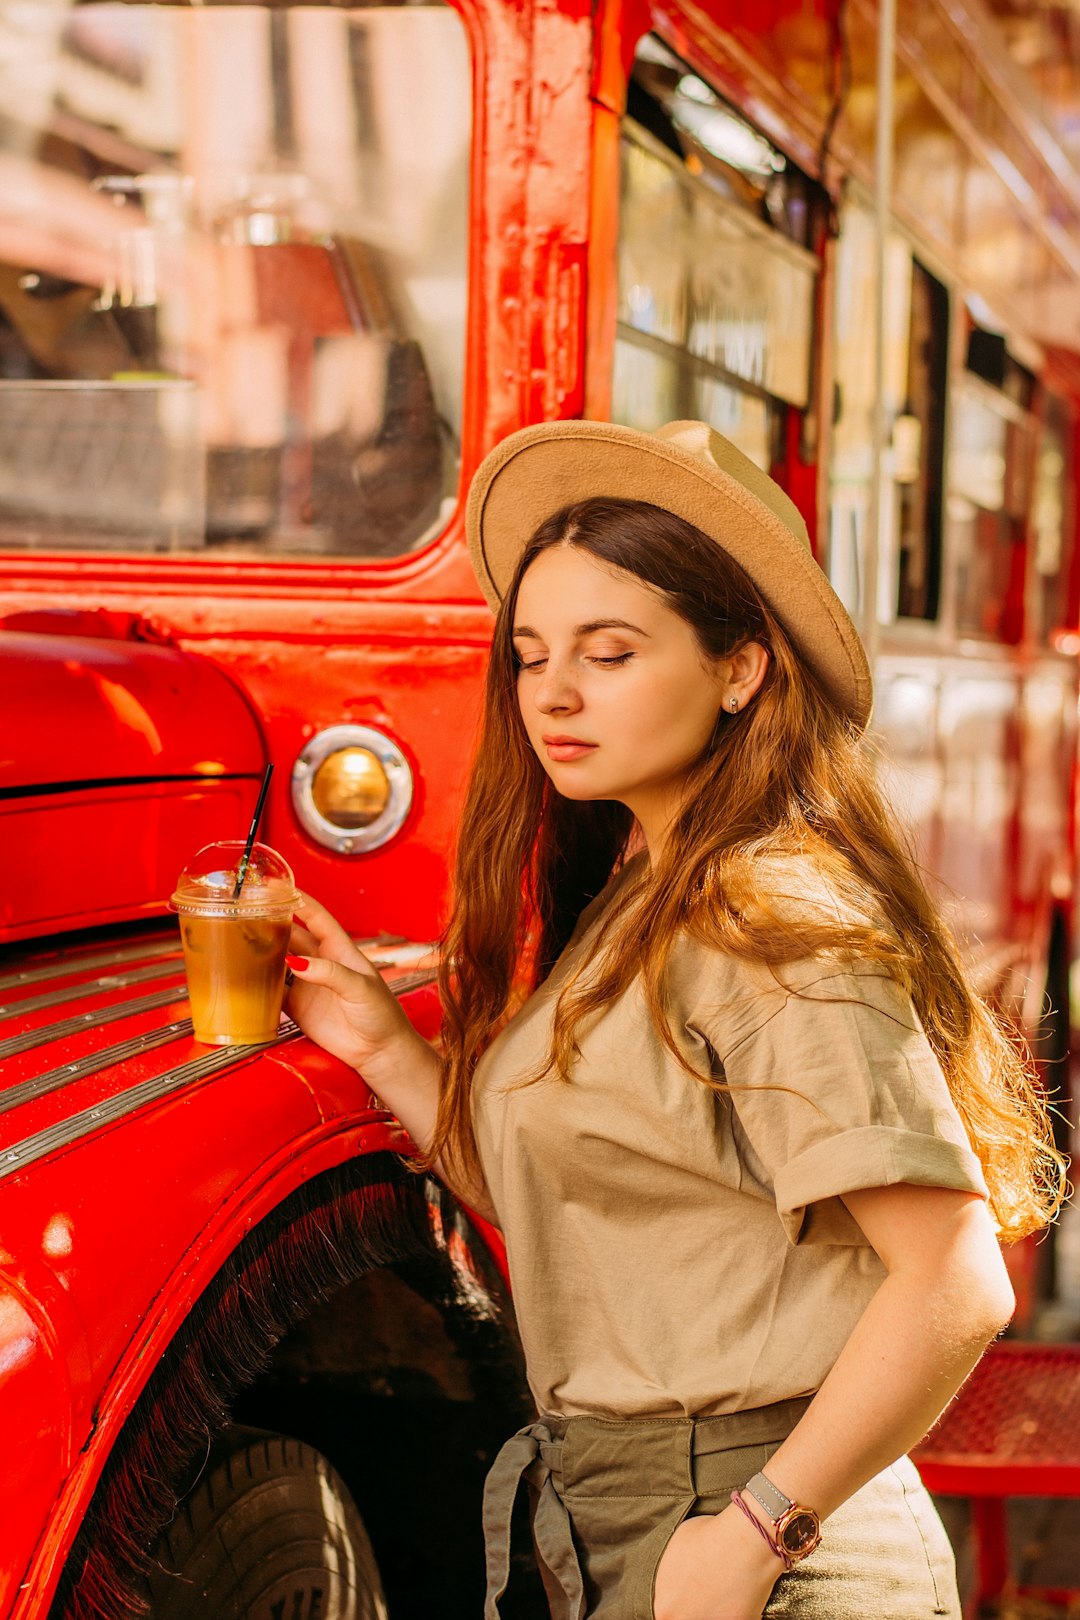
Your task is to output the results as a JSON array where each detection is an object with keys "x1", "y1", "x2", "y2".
[{"x1": 47, "y1": 1152, "x2": 526, "y2": 1620}]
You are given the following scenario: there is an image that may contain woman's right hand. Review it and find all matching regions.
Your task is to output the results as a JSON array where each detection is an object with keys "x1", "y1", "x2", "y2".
[
  {"x1": 652, "y1": 1508, "x2": 780, "y2": 1620},
  {"x1": 283, "y1": 891, "x2": 427, "y2": 1085},
  {"x1": 285, "y1": 895, "x2": 500, "y2": 1225}
]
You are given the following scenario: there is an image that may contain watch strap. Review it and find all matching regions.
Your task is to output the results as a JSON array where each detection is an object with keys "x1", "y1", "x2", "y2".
[
  {"x1": 743, "y1": 1470, "x2": 793, "y2": 1523},
  {"x1": 740, "y1": 1471, "x2": 823, "y2": 1566}
]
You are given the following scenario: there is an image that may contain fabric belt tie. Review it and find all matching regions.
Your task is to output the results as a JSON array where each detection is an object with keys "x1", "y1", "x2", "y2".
[{"x1": 483, "y1": 1420, "x2": 586, "y2": 1620}]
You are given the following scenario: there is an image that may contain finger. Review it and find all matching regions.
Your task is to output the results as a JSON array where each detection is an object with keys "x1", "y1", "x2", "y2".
[
  {"x1": 285, "y1": 951, "x2": 381, "y2": 1002},
  {"x1": 292, "y1": 891, "x2": 350, "y2": 946},
  {"x1": 289, "y1": 918, "x2": 317, "y2": 953},
  {"x1": 292, "y1": 893, "x2": 376, "y2": 974}
]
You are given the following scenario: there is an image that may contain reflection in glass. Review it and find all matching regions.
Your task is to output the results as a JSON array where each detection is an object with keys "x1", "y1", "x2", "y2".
[
  {"x1": 949, "y1": 383, "x2": 1030, "y2": 642},
  {"x1": 896, "y1": 262, "x2": 949, "y2": 621},
  {"x1": 686, "y1": 194, "x2": 812, "y2": 408},
  {"x1": 1032, "y1": 395, "x2": 1069, "y2": 643},
  {"x1": 828, "y1": 204, "x2": 950, "y2": 627},
  {"x1": 618, "y1": 141, "x2": 688, "y2": 347},
  {"x1": 611, "y1": 332, "x2": 772, "y2": 472},
  {"x1": 692, "y1": 375, "x2": 770, "y2": 469},
  {"x1": 614, "y1": 48, "x2": 819, "y2": 488},
  {"x1": 611, "y1": 340, "x2": 681, "y2": 430},
  {"x1": 0, "y1": 2, "x2": 470, "y2": 558},
  {"x1": 617, "y1": 128, "x2": 815, "y2": 413}
]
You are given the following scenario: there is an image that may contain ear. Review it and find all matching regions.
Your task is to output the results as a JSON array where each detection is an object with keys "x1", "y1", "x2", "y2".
[{"x1": 727, "y1": 641, "x2": 769, "y2": 710}]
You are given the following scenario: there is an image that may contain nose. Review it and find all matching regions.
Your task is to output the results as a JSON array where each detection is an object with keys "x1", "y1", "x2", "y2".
[{"x1": 532, "y1": 656, "x2": 582, "y2": 716}]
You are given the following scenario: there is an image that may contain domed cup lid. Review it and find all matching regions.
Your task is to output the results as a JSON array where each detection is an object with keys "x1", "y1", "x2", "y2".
[{"x1": 169, "y1": 840, "x2": 299, "y2": 918}]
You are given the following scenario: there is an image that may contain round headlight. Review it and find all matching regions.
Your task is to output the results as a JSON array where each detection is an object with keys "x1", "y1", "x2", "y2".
[
  {"x1": 292, "y1": 725, "x2": 413, "y2": 854},
  {"x1": 311, "y1": 747, "x2": 391, "y2": 829}
]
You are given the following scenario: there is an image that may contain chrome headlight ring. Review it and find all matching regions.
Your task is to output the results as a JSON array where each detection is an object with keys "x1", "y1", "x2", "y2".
[{"x1": 291, "y1": 724, "x2": 414, "y2": 855}]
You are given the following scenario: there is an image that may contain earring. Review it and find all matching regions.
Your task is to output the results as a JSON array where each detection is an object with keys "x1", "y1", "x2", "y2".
[{"x1": 729, "y1": 696, "x2": 739, "y2": 714}]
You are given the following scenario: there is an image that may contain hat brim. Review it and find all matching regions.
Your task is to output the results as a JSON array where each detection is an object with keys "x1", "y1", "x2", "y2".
[{"x1": 465, "y1": 419, "x2": 872, "y2": 731}]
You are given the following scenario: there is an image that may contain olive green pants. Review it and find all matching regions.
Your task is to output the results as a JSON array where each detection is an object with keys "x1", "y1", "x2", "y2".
[{"x1": 483, "y1": 1402, "x2": 960, "y2": 1620}]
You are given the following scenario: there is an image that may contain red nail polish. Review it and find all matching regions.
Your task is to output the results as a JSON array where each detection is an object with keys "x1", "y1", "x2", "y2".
[{"x1": 285, "y1": 955, "x2": 309, "y2": 971}]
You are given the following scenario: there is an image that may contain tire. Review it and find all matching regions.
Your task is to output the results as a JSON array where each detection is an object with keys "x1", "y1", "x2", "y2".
[{"x1": 142, "y1": 1426, "x2": 388, "y2": 1620}]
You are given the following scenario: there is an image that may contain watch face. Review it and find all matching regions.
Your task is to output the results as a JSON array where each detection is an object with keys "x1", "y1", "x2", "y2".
[{"x1": 780, "y1": 1511, "x2": 820, "y2": 1556}]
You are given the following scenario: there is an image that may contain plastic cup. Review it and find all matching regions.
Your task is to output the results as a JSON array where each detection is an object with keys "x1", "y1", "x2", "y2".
[{"x1": 169, "y1": 840, "x2": 299, "y2": 1045}]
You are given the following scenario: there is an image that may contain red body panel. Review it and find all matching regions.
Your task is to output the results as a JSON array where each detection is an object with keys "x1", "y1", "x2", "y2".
[
  {"x1": 0, "y1": 1269, "x2": 71, "y2": 1608},
  {"x1": 0, "y1": 630, "x2": 262, "y2": 792},
  {"x1": 873, "y1": 647, "x2": 1079, "y2": 1009},
  {"x1": 0, "y1": 932, "x2": 451, "y2": 1615},
  {"x1": 0, "y1": 631, "x2": 265, "y2": 943}
]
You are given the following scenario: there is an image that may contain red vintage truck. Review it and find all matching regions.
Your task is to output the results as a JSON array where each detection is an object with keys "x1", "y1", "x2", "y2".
[
  {"x1": 1, "y1": 621, "x2": 524, "y2": 1619},
  {"x1": 1, "y1": 0, "x2": 1078, "y2": 1615}
]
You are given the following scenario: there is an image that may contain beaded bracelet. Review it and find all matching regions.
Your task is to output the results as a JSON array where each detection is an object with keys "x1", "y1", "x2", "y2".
[{"x1": 729, "y1": 1489, "x2": 793, "y2": 1573}]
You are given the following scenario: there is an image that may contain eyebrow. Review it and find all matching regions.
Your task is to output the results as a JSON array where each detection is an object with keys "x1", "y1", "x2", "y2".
[{"x1": 512, "y1": 618, "x2": 651, "y2": 639}]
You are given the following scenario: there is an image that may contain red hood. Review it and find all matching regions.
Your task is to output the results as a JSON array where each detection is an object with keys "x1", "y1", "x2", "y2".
[{"x1": 0, "y1": 630, "x2": 265, "y2": 943}]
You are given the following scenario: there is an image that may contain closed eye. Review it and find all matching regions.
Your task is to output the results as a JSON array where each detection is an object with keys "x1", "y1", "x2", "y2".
[{"x1": 516, "y1": 651, "x2": 633, "y2": 672}]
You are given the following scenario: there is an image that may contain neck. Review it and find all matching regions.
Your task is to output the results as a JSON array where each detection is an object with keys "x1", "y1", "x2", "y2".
[{"x1": 620, "y1": 793, "x2": 679, "y2": 863}]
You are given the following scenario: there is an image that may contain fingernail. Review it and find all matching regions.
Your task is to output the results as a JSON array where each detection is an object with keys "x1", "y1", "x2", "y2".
[{"x1": 285, "y1": 955, "x2": 309, "y2": 971}]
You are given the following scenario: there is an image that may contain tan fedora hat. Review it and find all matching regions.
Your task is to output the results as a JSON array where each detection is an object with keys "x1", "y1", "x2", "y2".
[{"x1": 466, "y1": 418, "x2": 873, "y2": 730}]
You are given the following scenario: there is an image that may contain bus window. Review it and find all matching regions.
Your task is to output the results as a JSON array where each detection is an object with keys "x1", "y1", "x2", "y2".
[
  {"x1": 1031, "y1": 395, "x2": 1070, "y2": 644},
  {"x1": 949, "y1": 360, "x2": 1033, "y2": 643},
  {"x1": 895, "y1": 261, "x2": 949, "y2": 622},
  {"x1": 0, "y1": 2, "x2": 470, "y2": 558},
  {"x1": 828, "y1": 204, "x2": 949, "y2": 628},
  {"x1": 613, "y1": 38, "x2": 819, "y2": 476},
  {"x1": 828, "y1": 205, "x2": 907, "y2": 625}
]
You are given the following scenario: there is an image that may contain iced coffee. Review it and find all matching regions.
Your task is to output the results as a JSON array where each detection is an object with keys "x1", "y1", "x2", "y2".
[{"x1": 170, "y1": 841, "x2": 299, "y2": 1045}]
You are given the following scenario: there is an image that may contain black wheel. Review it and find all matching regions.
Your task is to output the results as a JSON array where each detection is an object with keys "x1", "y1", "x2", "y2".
[{"x1": 142, "y1": 1426, "x2": 388, "y2": 1620}]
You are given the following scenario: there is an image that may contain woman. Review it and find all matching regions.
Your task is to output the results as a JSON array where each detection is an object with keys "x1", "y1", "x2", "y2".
[{"x1": 284, "y1": 419, "x2": 1064, "y2": 1620}]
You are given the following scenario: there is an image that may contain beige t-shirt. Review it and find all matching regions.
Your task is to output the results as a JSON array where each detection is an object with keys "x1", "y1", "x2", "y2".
[{"x1": 473, "y1": 858, "x2": 988, "y2": 1419}]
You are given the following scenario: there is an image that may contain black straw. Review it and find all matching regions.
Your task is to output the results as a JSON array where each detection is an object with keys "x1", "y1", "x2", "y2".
[{"x1": 233, "y1": 763, "x2": 274, "y2": 899}]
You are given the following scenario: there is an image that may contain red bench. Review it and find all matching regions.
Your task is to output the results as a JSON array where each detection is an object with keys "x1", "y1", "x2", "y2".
[{"x1": 913, "y1": 1342, "x2": 1080, "y2": 1617}]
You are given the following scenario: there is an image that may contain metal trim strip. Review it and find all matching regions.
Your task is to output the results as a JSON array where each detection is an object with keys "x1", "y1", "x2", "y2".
[
  {"x1": 0, "y1": 969, "x2": 437, "y2": 1177},
  {"x1": 0, "y1": 937, "x2": 179, "y2": 993},
  {"x1": 383, "y1": 970, "x2": 437, "y2": 995},
  {"x1": 0, "y1": 1019, "x2": 194, "y2": 1120},
  {"x1": 0, "y1": 1027, "x2": 302, "y2": 1182},
  {"x1": 0, "y1": 961, "x2": 185, "y2": 1020},
  {"x1": 0, "y1": 986, "x2": 189, "y2": 1062},
  {"x1": 0, "y1": 932, "x2": 402, "y2": 997}
]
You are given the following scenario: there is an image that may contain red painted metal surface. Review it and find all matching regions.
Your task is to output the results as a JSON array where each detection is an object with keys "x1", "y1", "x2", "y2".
[
  {"x1": 0, "y1": 630, "x2": 262, "y2": 793},
  {"x1": 0, "y1": 629, "x2": 265, "y2": 944},
  {"x1": 0, "y1": 0, "x2": 583, "y2": 946},
  {"x1": 0, "y1": 924, "x2": 442, "y2": 1616}
]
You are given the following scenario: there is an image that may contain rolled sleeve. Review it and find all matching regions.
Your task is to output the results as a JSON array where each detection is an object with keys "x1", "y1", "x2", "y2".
[
  {"x1": 691, "y1": 966, "x2": 988, "y2": 1245},
  {"x1": 773, "y1": 1121, "x2": 987, "y2": 1244}
]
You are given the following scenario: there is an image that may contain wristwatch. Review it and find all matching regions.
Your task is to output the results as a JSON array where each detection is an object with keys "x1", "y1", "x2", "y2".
[{"x1": 741, "y1": 1471, "x2": 822, "y2": 1564}]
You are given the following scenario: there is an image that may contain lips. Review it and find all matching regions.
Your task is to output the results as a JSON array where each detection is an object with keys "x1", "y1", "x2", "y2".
[{"x1": 541, "y1": 734, "x2": 597, "y2": 762}]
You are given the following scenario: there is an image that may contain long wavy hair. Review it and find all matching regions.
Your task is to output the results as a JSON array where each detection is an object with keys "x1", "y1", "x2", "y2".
[{"x1": 432, "y1": 496, "x2": 1064, "y2": 1240}]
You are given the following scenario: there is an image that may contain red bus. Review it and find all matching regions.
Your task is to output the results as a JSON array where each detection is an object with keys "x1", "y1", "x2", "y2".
[{"x1": 0, "y1": 0, "x2": 1077, "y2": 1615}]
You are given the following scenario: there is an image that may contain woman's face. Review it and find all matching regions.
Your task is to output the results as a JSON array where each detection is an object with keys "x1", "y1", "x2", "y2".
[{"x1": 513, "y1": 543, "x2": 734, "y2": 850}]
